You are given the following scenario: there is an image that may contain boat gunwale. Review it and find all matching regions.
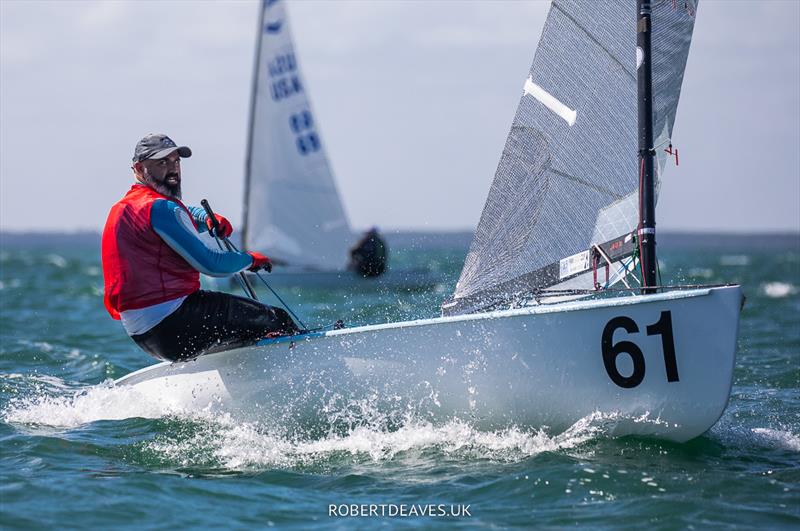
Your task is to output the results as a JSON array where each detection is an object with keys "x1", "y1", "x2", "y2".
[{"x1": 115, "y1": 284, "x2": 739, "y2": 385}]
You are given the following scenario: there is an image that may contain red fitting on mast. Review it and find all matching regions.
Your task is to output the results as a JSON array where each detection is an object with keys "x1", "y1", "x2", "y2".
[{"x1": 665, "y1": 144, "x2": 679, "y2": 166}]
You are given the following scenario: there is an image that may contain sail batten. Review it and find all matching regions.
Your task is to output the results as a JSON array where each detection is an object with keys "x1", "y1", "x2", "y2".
[
  {"x1": 549, "y1": 168, "x2": 627, "y2": 200},
  {"x1": 445, "y1": 0, "x2": 697, "y2": 315}
]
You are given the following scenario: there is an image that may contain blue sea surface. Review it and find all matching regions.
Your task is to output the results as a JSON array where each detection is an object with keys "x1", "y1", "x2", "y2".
[{"x1": 1, "y1": 232, "x2": 798, "y2": 529}]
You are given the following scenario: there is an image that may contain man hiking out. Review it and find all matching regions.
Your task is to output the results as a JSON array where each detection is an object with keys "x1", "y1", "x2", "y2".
[{"x1": 102, "y1": 133, "x2": 300, "y2": 362}]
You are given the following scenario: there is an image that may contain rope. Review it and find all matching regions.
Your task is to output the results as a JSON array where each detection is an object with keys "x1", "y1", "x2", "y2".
[
  {"x1": 593, "y1": 244, "x2": 632, "y2": 289},
  {"x1": 250, "y1": 271, "x2": 307, "y2": 330},
  {"x1": 210, "y1": 236, "x2": 252, "y2": 296},
  {"x1": 638, "y1": 157, "x2": 648, "y2": 287},
  {"x1": 629, "y1": 235, "x2": 642, "y2": 287},
  {"x1": 210, "y1": 233, "x2": 308, "y2": 330},
  {"x1": 657, "y1": 253, "x2": 663, "y2": 287},
  {"x1": 602, "y1": 255, "x2": 639, "y2": 290}
]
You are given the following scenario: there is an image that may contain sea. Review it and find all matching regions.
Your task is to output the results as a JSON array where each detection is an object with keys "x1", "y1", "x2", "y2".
[{"x1": 1, "y1": 231, "x2": 798, "y2": 529}]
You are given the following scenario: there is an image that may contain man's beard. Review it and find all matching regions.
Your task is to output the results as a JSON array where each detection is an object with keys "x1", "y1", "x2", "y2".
[{"x1": 143, "y1": 169, "x2": 181, "y2": 200}]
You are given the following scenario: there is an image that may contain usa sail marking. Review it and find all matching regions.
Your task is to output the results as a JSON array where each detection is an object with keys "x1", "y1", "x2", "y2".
[{"x1": 267, "y1": 53, "x2": 303, "y2": 102}]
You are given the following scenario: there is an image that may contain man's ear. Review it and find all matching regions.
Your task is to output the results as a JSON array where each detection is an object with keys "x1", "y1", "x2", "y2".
[{"x1": 132, "y1": 161, "x2": 143, "y2": 175}]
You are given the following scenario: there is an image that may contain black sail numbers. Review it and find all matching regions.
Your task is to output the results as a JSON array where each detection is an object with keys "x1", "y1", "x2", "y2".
[{"x1": 601, "y1": 311, "x2": 679, "y2": 389}]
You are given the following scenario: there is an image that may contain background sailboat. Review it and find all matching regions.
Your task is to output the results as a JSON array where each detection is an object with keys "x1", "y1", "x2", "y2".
[{"x1": 241, "y1": 0, "x2": 437, "y2": 290}]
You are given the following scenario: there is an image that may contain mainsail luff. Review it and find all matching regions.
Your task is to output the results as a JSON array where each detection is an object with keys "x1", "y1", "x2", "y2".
[
  {"x1": 445, "y1": 0, "x2": 697, "y2": 316},
  {"x1": 241, "y1": 0, "x2": 267, "y2": 253},
  {"x1": 242, "y1": 0, "x2": 353, "y2": 269}
]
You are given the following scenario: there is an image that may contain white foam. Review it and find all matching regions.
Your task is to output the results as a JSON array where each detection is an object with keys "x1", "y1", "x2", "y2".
[
  {"x1": 751, "y1": 428, "x2": 800, "y2": 452},
  {"x1": 761, "y1": 282, "x2": 797, "y2": 298},
  {"x1": 4, "y1": 377, "x2": 676, "y2": 471},
  {"x1": 688, "y1": 267, "x2": 714, "y2": 279},
  {"x1": 145, "y1": 417, "x2": 601, "y2": 470},
  {"x1": 720, "y1": 255, "x2": 751, "y2": 266},
  {"x1": 2, "y1": 381, "x2": 184, "y2": 428},
  {"x1": 0, "y1": 278, "x2": 21, "y2": 289},
  {"x1": 142, "y1": 410, "x2": 651, "y2": 471},
  {"x1": 44, "y1": 254, "x2": 68, "y2": 268}
]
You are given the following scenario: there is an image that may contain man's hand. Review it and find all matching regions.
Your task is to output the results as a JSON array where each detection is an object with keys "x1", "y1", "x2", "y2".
[
  {"x1": 247, "y1": 251, "x2": 272, "y2": 273},
  {"x1": 206, "y1": 214, "x2": 233, "y2": 238}
]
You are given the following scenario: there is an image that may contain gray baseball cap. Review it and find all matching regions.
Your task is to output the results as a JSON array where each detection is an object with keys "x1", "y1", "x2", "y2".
[{"x1": 132, "y1": 133, "x2": 192, "y2": 162}]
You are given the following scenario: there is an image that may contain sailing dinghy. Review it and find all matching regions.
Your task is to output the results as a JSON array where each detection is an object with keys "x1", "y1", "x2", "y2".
[
  {"x1": 117, "y1": 0, "x2": 742, "y2": 442},
  {"x1": 240, "y1": 0, "x2": 437, "y2": 291}
]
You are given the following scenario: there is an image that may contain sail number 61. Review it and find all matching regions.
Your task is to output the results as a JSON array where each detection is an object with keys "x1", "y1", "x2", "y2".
[{"x1": 601, "y1": 311, "x2": 679, "y2": 388}]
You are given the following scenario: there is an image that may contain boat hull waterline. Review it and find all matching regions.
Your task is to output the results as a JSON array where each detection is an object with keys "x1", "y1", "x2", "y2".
[{"x1": 116, "y1": 286, "x2": 742, "y2": 442}]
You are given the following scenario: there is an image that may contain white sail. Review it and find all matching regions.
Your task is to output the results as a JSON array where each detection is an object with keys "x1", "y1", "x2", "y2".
[
  {"x1": 445, "y1": 0, "x2": 698, "y2": 315},
  {"x1": 243, "y1": 0, "x2": 353, "y2": 270}
]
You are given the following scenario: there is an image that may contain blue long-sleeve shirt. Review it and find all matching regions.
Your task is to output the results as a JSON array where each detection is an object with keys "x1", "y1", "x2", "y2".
[{"x1": 150, "y1": 200, "x2": 252, "y2": 277}]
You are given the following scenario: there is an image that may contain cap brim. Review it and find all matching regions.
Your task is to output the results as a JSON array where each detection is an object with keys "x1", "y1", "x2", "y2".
[{"x1": 149, "y1": 146, "x2": 192, "y2": 160}]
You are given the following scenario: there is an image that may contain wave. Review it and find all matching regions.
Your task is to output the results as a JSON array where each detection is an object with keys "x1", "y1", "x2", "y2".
[
  {"x1": 760, "y1": 282, "x2": 797, "y2": 298},
  {"x1": 720, "y1": 255, "x2": 751, "y2": 266},
  {"x1": 687, "y1": 267, "x2": 714, "y2": 279},
  {"x1": 143, "y1": 413, "x2": 620, "y2": 470},
  {"x1": 750, "y1": 428, "x2": 800, "y2": 452},
  {"x1": 1, "y1": 378, "x2": 676, "y2": 469},
  {"x1": 44, "y1": 254, "x2": 68, "y2": 268},
  {"x1": 2, "y1": 379, "x2": 181, "y2": 428},
  {"x1": 710, "y1": 419, "x2": 800, "y2": 454}
]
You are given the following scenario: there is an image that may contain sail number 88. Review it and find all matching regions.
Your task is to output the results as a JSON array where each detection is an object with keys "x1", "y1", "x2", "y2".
[{"x1": 601, "y1": 311, "x2": 679, "y2": 388}]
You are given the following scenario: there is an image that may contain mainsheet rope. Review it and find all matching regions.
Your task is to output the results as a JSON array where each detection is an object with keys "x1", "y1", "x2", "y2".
[{"x1": 208, "y1": 232, "x2": 308, "y2": 330}]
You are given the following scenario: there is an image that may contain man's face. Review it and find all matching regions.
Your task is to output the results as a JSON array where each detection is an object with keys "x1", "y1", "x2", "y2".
[{"x1": 138, "y1": 151, "x2": 182, "y2": 199}]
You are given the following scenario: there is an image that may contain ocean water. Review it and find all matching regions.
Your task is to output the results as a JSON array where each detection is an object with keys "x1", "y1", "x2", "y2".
[{"x1": 1, "y1": 233, "x2": 798, "y2": 529}]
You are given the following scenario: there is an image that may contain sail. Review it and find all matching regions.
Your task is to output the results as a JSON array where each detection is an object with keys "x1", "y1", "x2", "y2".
[
  {"x1": 243, "y1": 0, "x2": 353, "y2": 270},
  {"x1": 444, "y1": 0, "x2": 697, "y2": 315}
]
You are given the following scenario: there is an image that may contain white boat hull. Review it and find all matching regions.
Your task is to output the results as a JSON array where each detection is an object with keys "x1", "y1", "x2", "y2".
[{"x1": 116, "y1": 286, "x2": 742, "y2": 442}]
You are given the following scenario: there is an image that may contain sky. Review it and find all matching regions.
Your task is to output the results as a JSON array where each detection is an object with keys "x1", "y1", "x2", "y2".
[{"x1": 1, "y1": 0, "x2": 798, "y2": 234}]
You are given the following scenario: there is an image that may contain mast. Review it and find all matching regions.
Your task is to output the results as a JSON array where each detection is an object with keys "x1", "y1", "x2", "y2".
[
  {"x1": 241, "y1": 0, "x2": 267, "y2": 251},
  {"x1": 637, "y1": 0, "x2": 657, "y2": 293}
]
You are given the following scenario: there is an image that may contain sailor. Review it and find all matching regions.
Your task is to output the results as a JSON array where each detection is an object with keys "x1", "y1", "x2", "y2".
[
  {"x1": 101, "y1": 133, "x2": 300, "y2": 362},
  {"x1": 348, "y1": 227, "x2": 388, "y2": 277}
]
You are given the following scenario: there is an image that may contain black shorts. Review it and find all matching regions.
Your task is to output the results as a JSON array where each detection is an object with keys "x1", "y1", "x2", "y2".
[{"x1": 131, "y1": 290, "x2": 299, "y2": 362}]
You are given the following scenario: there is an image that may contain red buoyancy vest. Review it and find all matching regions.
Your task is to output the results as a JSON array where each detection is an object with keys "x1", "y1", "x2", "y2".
[{"x1": 102, "y1": 184, "x2": 200, "y2": 319}]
